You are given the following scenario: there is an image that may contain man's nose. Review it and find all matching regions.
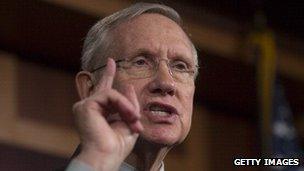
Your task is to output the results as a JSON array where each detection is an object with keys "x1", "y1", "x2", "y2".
[{"x1": 148, "y1": 62, "x2": 176, "y2": 96}]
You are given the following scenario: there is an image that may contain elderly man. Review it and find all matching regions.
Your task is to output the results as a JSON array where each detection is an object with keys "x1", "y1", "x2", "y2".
[{"x1": 66, "y1": 2, "x2": 198, "y2": 171}]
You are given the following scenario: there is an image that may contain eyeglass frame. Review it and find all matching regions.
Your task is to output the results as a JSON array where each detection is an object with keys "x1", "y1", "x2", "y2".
[{"x1": 89, "y1": 57, "x2": 199, "y2": 82}]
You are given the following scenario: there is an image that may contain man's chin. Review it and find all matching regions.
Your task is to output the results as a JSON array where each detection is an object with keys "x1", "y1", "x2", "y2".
[
  {"x1": 139, "y1": 126, "x2": 185, "y2": 146},
  {"x1": 137, "y1": 136, "x2": 179, "y2": 148}
]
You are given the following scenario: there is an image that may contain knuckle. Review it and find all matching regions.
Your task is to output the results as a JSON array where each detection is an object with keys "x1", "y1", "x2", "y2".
[
  {"x1": 72, "y1": 101, "x2": 82, "y2": 113},
  {"x1": 107, "y1": 89, "x2": 118, "y2": 97},
  {"x1": 81, "y1": 100, "x2": 98, "y2": 111},
  {"x1": 73, "y1": 99, "x2": 98, "y2": 115}
]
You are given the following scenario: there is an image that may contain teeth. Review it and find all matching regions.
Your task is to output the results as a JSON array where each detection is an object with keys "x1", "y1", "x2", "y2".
[
  {"x1": 150, "y1": 106, "x2": 164, "y2": 111},
  {"x1": 151, "y1": 111, "x2": 169, "y2": 116},
  {"x1": 149, "y1": 105, "x2": 171, "y2": 116},
  {"x1": 150, "y1": 106, "x2": 170, "y2": 112}
]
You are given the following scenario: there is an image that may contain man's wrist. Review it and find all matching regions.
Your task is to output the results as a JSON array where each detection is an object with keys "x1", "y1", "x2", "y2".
[
  {"x1": 66, "y1": 159, "x2": 95, "y2": 171},
  {"x1": 74, "y1": 147, "x2": 123, "y2": 171}
]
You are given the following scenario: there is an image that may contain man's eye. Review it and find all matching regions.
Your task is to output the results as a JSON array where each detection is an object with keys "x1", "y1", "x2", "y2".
[
  {"x1": 135, "y1": 59, "x2": 146, "y2": 65},
  {"x1": 131, "y1": 56, "x2": 150, "y2": 67},
  {"x1": 172, "y1": 61, "x2": 188, "y2": 71}
]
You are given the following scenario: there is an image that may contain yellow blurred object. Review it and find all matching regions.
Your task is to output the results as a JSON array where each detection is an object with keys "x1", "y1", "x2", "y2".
[{"x1": 250, "y1": 27, "x2": 277, "y2": 156}]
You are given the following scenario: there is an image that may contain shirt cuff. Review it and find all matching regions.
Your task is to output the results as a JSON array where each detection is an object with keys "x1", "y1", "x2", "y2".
[{"x1": 65, "y1": 159, "x2": 95, "y2": 171}]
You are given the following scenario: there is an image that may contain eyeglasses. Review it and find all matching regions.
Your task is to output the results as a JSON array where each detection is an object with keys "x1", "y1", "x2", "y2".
[{"x1": 90, "y1": 56, "x2": 199, "y2": 84}]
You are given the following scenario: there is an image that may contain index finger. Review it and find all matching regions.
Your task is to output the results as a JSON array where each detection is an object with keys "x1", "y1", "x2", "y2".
[{"x1": 96, "y1": 58, "x2": 116, "y2": 90}]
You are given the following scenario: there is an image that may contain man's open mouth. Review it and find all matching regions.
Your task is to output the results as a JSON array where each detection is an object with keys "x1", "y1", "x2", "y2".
[
  {"x1": 143, "y1": 102, "x2": 178, "y2": 123},
  {"x1": 148, "y1": 103, "x2": 176, "y2": 115}
]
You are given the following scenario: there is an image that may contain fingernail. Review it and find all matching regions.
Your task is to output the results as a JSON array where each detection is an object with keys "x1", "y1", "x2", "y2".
[
  {"x1": 107, "y1": 58, "x2": 113, "y2": 66},
  {"x1": 131, "y1": 121, "x2": 144, "y2": 133}
]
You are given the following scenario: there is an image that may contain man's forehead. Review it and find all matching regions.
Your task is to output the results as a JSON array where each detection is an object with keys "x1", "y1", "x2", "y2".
[
  {"x1": 113, "y1": 13, "x2": 187, "y2": 39},
  {"x1": 109, "y1": 13, "x2": 193, "y2": 58}
]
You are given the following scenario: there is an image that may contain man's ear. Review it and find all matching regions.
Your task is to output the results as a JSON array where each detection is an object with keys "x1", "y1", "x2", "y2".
[{"x1": 75, "y1": 71, "x2": 94, "y2": 99}]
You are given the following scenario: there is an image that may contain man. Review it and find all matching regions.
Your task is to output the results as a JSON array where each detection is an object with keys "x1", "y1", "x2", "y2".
[{"x1": 66, "y1": 2, "x2": 199, "y2": 171}]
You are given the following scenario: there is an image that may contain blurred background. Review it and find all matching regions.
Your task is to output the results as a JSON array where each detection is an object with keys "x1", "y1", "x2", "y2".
[{"x1": 0, "y1": 0, "x2": 303, "y2": 170}]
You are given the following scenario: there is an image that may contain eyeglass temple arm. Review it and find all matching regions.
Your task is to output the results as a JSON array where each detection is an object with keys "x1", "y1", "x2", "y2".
[{"x1": 89, "y1": 59, "x2": 125, "y2": 73}]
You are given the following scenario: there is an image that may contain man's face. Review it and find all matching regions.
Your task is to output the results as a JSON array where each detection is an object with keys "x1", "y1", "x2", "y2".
[{"x1": 108, "y1": 13, "x2": 195, "y2": 145}]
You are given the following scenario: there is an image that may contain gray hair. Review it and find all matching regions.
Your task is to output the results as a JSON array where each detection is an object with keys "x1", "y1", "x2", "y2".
[{"x1": 81, "y1": 2, "x2": 198, "y2": 77}]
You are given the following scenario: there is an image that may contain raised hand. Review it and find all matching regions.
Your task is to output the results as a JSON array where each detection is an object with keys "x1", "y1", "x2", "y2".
[{"x1": 72, "y1": 58, "x2": 143, "y2": 171}]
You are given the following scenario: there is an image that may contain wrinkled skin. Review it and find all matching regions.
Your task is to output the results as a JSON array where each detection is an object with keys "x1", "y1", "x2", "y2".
[{"x1": 73, "y1": 13, "x2": 195, "y2": 171}]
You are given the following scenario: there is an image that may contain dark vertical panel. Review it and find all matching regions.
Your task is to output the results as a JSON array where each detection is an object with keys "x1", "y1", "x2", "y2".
[{"x1": 0, "y1": 143, "x2": 68, "y2": 171}]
